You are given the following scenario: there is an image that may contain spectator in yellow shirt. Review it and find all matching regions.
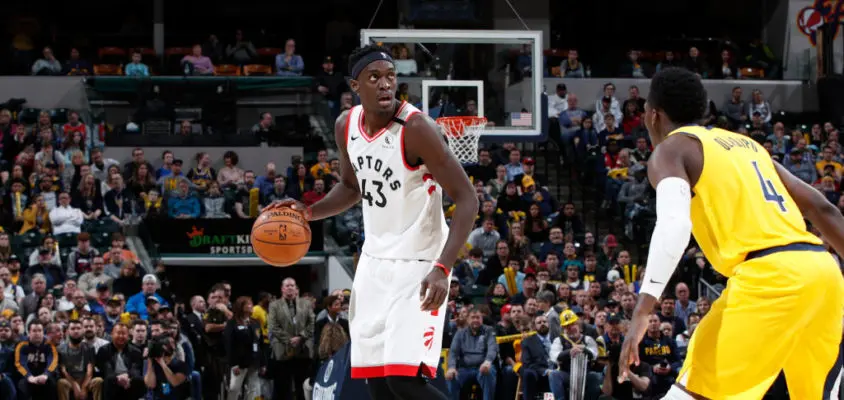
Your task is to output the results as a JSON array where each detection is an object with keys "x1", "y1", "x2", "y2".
[
  {"x1": 815, "y1": 145, "x2": 842, "y2": 177},
  {"x1": 309, "y1": 149, "x2": 331, "y2": 179}
]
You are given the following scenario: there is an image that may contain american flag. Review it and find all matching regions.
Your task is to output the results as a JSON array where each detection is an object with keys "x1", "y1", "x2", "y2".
[{"x1": 510, "y1": 112, "x2": 533, "y2": 127}]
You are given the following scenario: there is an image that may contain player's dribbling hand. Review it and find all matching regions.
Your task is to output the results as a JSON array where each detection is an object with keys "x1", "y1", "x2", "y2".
[
  {"x1": 617, "y1": 330, "x2": 641, "y2": 383},
  {"x1": 263, "y1": 199, "x2": 308, "y2": 218},
  {"x1": 419, "y1": 266, "x2": 448, "y2": 312}
]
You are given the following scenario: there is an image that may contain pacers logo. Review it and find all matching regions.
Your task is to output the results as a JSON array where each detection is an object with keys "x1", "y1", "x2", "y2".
[
  {"x1": 797, "y1": 0, "x2": 844, "y2": 46},
  {"x1": 423, "y1": 326, "x2": 436, "y2": 351}
]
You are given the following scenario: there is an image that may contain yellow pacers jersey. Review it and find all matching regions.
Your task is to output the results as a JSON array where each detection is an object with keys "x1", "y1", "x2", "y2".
[{"x1": 667, "y1": 126, "x2": 821, "y2": 276}]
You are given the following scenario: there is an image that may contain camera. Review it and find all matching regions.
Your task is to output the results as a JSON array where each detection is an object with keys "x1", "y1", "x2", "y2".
[{"x1": 148, "y1": 335, "x2": 173, "y2": 359}]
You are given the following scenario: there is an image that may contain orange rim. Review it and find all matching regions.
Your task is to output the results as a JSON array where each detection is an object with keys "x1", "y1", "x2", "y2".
[{"x1": 436, "y1": 116, "x2": 487, "y2": 137}]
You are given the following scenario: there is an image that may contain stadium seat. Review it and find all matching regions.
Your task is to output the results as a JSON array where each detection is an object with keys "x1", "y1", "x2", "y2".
[
  {"x1": 55, "y1": 232, "x2": 77, "y2": 249},
  {"x1": 94, "y1": 64, "x2": 123, "y2": 76},
  {"x1": 98, "y1": 47, "x2": 127, "y2": 64},
  {"x1": 741, "y1": 67, "x2": 765, "y2": 79},
  {"x1": 15, "y1": 230, "x2": 43, "y2": 249},
  {"x1": 165, "y1": 47, "x2": 193, "y2": 73},
  {"x1": 215, "y1": 64, "x2": 241, "y2": 76},
  {"x1": 244, "y1": 64, "x2": 272, "y2": 76},
  {"x1": 256, "y1": 47, "x2": 282, "y2": 65},
  {"x1": 18, "y1": 108, "x2": 41, "y2": 125}
]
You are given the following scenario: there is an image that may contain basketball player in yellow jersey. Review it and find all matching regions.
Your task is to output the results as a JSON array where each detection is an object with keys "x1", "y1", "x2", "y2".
[{"x1": 618, "y1": 67, "x2": 844, "y2": 400}]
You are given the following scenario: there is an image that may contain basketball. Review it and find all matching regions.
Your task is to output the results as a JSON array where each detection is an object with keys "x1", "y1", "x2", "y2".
[{"x1": 251, "y1": 206, "x2": 312, "y2": 267}]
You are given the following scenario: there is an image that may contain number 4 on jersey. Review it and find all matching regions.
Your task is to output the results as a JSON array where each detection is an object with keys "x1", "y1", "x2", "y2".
[{"x1": 751, "y1": 161, "x2": 786, "y2": 212}]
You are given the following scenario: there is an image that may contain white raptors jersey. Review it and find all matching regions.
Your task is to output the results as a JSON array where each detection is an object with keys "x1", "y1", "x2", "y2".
[{"x1": 344, "y1": 101, "x2": 449, "y2": 261}]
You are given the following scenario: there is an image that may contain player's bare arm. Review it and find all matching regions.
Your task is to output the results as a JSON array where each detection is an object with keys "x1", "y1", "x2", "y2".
[
  {"x1": 773, "y1": 162, "x2": 844, "y2": 255},
  {"x1": 404, "y1": 113, "x2": 479, "y2": 311},
  {"x1": 618, "y1": 134, "x2": 698, "y2": 382},
  {"x1": 264, "y1": 111, "x2": 361, "y2": 219}
]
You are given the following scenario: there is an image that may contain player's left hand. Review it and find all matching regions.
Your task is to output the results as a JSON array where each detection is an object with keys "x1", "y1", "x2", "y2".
[
  {"x1": 618, "y1": 313, "x2": 648, "y2": 383},
  {"x1": 419, "y1": 266, "x2": 448, "y2": 312}
]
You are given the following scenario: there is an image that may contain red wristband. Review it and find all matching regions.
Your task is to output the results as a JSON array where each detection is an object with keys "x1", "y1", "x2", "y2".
[{"x1": 434, "y1": 261, "x2": 450, "y2": 275}]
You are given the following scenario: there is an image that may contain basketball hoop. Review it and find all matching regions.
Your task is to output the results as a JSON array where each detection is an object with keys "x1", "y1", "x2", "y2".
[{"x1": 437, "y1": 116, "x2": 487, "y2": 164}]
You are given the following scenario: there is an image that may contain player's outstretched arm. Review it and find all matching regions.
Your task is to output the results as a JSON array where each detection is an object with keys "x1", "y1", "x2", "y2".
[
  {"x1": 265, "y1": 111, "x2": 361, "y2": 220},
  {"x1": 619, "y1": 135, "x2": 695, "y2": 382},
  {"x1": 405, "y1": 113, "x2": 479, "y2": 268},
  {"x1": 773, "y1": 162, "x2": 844, "y2": 256}
]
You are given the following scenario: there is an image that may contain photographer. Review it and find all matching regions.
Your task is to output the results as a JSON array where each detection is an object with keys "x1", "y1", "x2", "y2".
[
  {"x1": 603, "y1": 343, "x2": 651, "y2": 400},
  {"x1": 144, "y1": 335, "x2": 190, "y2": 400}
]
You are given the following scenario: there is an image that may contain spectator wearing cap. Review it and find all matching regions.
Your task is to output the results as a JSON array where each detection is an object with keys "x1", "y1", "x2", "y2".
[
  {"x1": 445, "y1": 308, "x2": 498, "y2": 400},
  {"x1": 513, "y1": 156, "x2": 544, "y2": 190},
  {"x1": 65, "y1": 233, "x2": 100, "y2": 279},
  {"x1": 520, "y1": 175, "x2": 556, "y2": 216},
  {"x1": 549, "y1": 309, "x2": 601, "y2": 399},
  {"x1": 87, "y1": 282, "x2": 112, "y2": 315},
  {"x1": 599, "y1": 312, "x2": 625, "y2": 351},
  {"x1": 157, "y1": 158, "x2": 191, "y2": 196},
  {"x1": 49, "y1": 191, "x2": 84, "y2": 236},
  {"x1": 26, "y1": 248, "x2": 67, "y2": 289},
  {"x1": 125, "y1": 274, "x2": 169, "y2": 321},
  {"x1": 0, "y1": 319, "x2": 16, "y2": 399},
  {"x1": 785, "y1": 147, "x2": 816, "y2": 184},
  {"x1": 638, "y1": 314, "x2": 681, "y2": 397},
  {"x1": 596, "y1": 234, "x2": 619, "y2": 271},
  {"x1": 102, "y1": 295, "x2": 131, "y2": 334},
  {"x1": 14, "y1": 320, "x2": 59, "y2": 399}
]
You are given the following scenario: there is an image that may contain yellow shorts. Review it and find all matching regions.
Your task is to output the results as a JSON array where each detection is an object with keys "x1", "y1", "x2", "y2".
[{"x1": 679, "y1": 249, "x2": 844, "y2": 400}]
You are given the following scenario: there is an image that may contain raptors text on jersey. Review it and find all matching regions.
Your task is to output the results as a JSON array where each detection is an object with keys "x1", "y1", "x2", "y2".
[{"x1": 344, "y1": 101, "x2": 449, "y2": 260}]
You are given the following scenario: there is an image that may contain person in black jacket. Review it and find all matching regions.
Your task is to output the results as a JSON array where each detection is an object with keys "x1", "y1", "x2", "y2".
[
  {"x1": 14, "y1": 320, "x2": 59, "y2": 399},
  {"x1": 519, "y1": 315, "x2": 553, "y2": 400},
  {"x1": 95, "y1": 322, "x2": 145, "y2": 399},
  {"x1": 223, "y1": 296, "x2": 264, "y2": 400}
]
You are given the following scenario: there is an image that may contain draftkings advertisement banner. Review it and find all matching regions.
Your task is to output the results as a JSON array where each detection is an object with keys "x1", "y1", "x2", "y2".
[{"x1": 147, "y1": 218, "x2": 323, "y2": 255}]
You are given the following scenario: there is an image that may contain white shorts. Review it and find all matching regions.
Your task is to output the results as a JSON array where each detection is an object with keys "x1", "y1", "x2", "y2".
[{"x1": 349, "y1": 253, "x2": 448, "y2": 379}]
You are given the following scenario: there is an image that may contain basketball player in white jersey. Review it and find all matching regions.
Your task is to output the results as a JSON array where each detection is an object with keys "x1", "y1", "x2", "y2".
[{"x1": 266, "y1": 45, "x2": 478, "y2": 400}]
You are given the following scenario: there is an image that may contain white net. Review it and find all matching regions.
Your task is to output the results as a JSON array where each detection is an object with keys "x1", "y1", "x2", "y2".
[{"x1": 437, "y1": 116, "x2": 487, "y2": 164}]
